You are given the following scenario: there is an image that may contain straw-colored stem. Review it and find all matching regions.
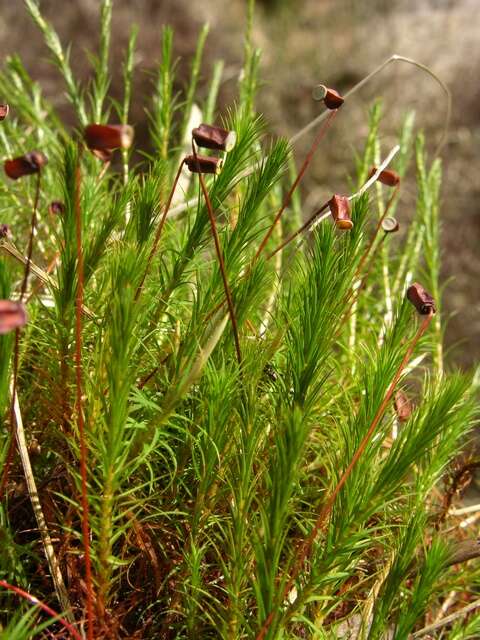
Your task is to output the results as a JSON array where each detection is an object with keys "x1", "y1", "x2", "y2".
[
  {"x1": 0, "y1": 240, "x2": 96, "y2": 320},
  {"x1": 10, "y1": 387, "x2": 74, "y2": 620},
  {"x1": 412, "y1": 598, "x2": 480, "y2": 639},
  {"x1": 356, "y1": 185, "x2": 399, "y2": 277},
  {"x1": 266, "y1": 202, "x2": 329, "y2": 261}
]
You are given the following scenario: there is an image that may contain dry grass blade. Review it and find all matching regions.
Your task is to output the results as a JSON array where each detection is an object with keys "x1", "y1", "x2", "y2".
[
  {"x1": 0, "y1": 240, "x2": 96, "y2": 319},
  {"x1": 412, "y1": 598, "x2": 480, "y2": 638},
  {"x1": 10, "y1": 385, "x2": 74, "y2": 621}
]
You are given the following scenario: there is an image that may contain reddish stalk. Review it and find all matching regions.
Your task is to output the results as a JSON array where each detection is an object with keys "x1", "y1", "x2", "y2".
[
  {"x1": 205, "y1": 166, "x2": 397, "y2": 332},
  {"x1": 73, "y1": 149, "x2": 94, "y2": 640},
  {"x1": 20, "y1": 172, "x2": 42, "y2": 301},
  {"x1": 354, "y1": 184, "x2": 399, "y2": 278},
  {"x1": 134, "y1": 160, "x2": 185, "y2": 301},
  {"x1": 192, "y1": 143, "x2": 242, "y2": 367},
  {"x1": 202, "y1": 200, "x2": 331, "y2": 325},
  {"x1": 202, "y1": 200, "x2": 330, "y2": 325},
  {"x1": 0, "y1": 579, "x2": 82, "y2": 640},
  {"x1": 337, "y1": 234, "x2": 388, "y2": 336},
  {"x1": 138, "y1": 365, "x2": 160, "y2": 390},
  {"x1": 266, "y1": 200, "x2": 330, "y2": 261},
  {"x1": 334, "y1": 185, "x2": 400, "y2": 337},
  {"x1": 138, "y1": 352, "x2": 171, "y2": 390},
  {"x1": 193, "y1": 112, "x2": 338, "y2": 324},
  {"x1": 256, "y1": 311, "x2": 433, "y2": 640},
  {"x1": 0, "y1": 171, "x2": 42, "y2": 499},
  {"x1": 254, "y1": 109, "x2": 338, "y2": 261}
]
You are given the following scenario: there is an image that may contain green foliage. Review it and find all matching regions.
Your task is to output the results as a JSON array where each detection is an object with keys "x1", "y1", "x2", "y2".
[
  {"x1": 0, "y1": 262, "x2": 12, "y2": 419},
  {"x1": 24, "y1": 0, "x2": 87, "y2": 126},
  {"x1": 0, "y1": 2, "x2": 478, "y2": 638},
  {"x1": 150, "y1": 26, "x2": 175, "y2": 162},
  {"x1": 0, "y1": 607, "x2": 56, "y2": 639}
]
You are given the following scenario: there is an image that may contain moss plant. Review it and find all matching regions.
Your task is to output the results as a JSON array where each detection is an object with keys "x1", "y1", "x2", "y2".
[{"x1": 0, "y1": 1, "x2": 479, "y2": 638}]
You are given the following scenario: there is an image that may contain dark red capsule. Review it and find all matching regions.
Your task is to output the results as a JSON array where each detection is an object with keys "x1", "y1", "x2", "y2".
[
  {"x1": 0, "y1": 223, "x2": 10, "y2": 239},
  {"x1": 48, "y1": 201, "x2": 65, "y2": 216},
  {"x1": 184, "y1": 153, "x2": 223, "y2": 175},
  {"x1": 4, "y1": 151, "x2": 48, "y2": 180},
  {"x1": 0, "y1": 300, "x2": 27, "y2": 334},
  {"x1": 0, "y1": 104, "x2": 9, "y2": 121},
  {"x1": 368, "y1": 166, "x2": 400, "y2": 187},
  {"x1": 407, "y1": 282, "x2": 436, "y2": 315},
  {"x1": 192, "y1": 123, "x2": 237, "y2": 152},
  {"x1": 312, "y1": 84, "x2": 344, "y2": 109},
  {"x1": 84, "y1": 124, "x2": 134, "y2": 152},
  {"x1": 329, "y1": 194, "x2": 353, "y2": 230},
  {"x1": 394, "y1": 390, "x2": 413, "y2": 422}
]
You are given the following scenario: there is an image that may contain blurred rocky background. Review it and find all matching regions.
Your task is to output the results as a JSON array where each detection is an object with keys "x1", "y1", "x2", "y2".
[{"x1": 1, "y1": 0, "x2": 479, "y2": 366}]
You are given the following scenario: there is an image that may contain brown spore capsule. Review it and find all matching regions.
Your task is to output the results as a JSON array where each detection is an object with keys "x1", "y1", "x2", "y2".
[
  {"x1": 48, "y1": 201, "x2": 65, "y2": 216},
  {"x1": 4, "y1": 151, "x2": 48, "y2": 180},
  {"x1": 329, "y1": 194, "x2": 353, "y2": 230},
  {"x1": 407, "y1": 282, "x2": 436, "y2": 315},
  {"x1": 312, "y1": 84, "x2": 344, "y2": 109},
  {"x1": 0, "y1": 223, "x2": 10, "y2": 239},
  {"x1": 184, "y1": 153, "x2": 223, "y2": 175},
  {"x1": 394, "y1": 390, "x2": 413, "y2": 422},
  {"x1": 368, "y1": 166, "x2": 400, "y2": 187},
  {"x1": 0, "y1": 300, "x2": 27, "y2": 334},
  {"x1": 84, "y1": 124, "x2": 134, "y2": 152},
  {"x1": 192, "y1": 123, "x2": 237, "y2": 152}
]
